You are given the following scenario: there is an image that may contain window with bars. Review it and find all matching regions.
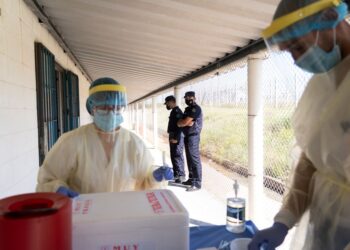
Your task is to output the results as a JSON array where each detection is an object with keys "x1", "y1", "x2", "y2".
[
  {"x1": 62, "y1": 71, "x2": 80, "y2": 132},
  {"x1": 35, "y1": 43, "x2": 80, "y2": 165}
]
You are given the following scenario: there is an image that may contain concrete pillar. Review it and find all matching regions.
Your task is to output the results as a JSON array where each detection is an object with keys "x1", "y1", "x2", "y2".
[
  {"x1": 130, "y1": 103, "x2": 135, "y2": 130},
  {"x1": 125, "y1": 106, "x2": 130, "y2": 130},
  {"x1": 131, "y1": 103, "x2": 136, "y2": 130},
  {"x1": 136, "y1": 102, "x2": 140, "y2": 135},
  {"x1": 152, "y1": 96, "x2": 158, "y2": 148},
  {"x1": 247, "y1": 53, "x2": 265, "y2": 225},
  {"x1": 129, "y1": 105, "x2": 133, "y2": 130},
  {"x1": 142, "y1": 100, "x2": 147, "y2": 139},
  {"x1": 175, "y1": 86, "x2": 182, "y2": 108}
]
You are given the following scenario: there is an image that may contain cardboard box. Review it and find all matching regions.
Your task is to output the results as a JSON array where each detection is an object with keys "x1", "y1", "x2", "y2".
[{"x1": 72, "y1": 189, "x2": 189, "y2": 250}]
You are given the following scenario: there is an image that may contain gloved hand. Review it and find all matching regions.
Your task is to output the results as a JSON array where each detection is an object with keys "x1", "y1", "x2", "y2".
[
  {"x1": 56, "y1": 186, "x2": 79, "y2": 198},
  {"x1": 153, "y1": 166, "x2": 174, "y2": 182},
  {"x1": 248, "y1": 222, "x2": 288, "y2": 250}
]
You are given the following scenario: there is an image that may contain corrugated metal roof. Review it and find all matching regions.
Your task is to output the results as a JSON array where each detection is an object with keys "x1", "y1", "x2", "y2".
[{"x1": 34, "y1": 0, "x2": 279, "y2": 102}]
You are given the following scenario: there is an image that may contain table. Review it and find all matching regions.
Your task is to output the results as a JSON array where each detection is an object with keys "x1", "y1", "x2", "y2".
[{"x1": 190, "y1": 221, "x2": 258, "y2": 250}]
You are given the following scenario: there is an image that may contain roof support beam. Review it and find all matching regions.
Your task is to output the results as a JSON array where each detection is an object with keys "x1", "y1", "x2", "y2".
[
  {"x1": 131, "y1": 39, "x2": 266, "y2": 104},
  {"x1": 23, "y1": 0, "x2": 92, "y2": 82}
]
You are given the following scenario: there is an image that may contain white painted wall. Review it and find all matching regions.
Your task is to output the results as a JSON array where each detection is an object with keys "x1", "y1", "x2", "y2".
[{"x1": 0, "y1": 0, "x2": 92, "y2": 199}]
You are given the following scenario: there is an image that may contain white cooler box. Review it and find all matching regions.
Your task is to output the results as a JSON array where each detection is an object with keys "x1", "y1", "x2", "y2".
[{"x1": 72, "y1": 189, "x2": 189, "y2": 250}]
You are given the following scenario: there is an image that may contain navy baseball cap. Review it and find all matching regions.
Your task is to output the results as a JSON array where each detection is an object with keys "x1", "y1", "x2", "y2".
[
  {"x1": 164, "y1": 95, "x2": 176, "y2": 104},
  {"x1": 184, "y1": 91, "x2": 195, "y2": 98}
]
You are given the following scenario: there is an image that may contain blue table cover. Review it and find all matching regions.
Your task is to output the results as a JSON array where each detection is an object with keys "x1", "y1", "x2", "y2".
[{"x1": 190, "y1": 221, "x2": 258, "y2": 250}]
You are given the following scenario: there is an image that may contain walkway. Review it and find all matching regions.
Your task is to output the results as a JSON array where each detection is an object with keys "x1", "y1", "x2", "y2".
[{"x1": 146, "y1": 132, "x2": 294, "y2": 250}]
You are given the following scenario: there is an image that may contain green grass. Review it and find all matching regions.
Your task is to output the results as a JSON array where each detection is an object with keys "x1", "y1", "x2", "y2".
[
  {"x1": 201, "y1": 106, "x2": 249, "y2": 166},
  {"x1": 157, "y1": 104, "x2": 295, "y2": 180},
  {"x1": 263, "y1": 106, "x2": 294, "y2": 179}
]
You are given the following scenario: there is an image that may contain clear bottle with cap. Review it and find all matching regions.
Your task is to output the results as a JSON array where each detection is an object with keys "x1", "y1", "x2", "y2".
[{"x1": 226, "y1": 180, "x2": 246, "y2": 233}]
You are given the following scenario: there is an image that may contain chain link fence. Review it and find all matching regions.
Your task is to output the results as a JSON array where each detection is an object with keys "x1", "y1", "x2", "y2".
[
  {"x1": 132, "y1": 91, "x2": 174, "y2": 146},
  {"x1": 180, "y1": 59, "x2": 250, "y2": 182},
  {"x1": 262, "y1": 52, "x2": 311, "y2": 200},
  {"x1": 151, "y1": 51, "x2": 311, "y2": 201},
  {"x1": 134, "y1": 50, "x2": 311, "y2": 204}
]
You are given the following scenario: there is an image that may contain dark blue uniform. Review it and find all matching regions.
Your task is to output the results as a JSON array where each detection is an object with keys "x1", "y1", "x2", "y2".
[
  {"x1": 167, "y1": 106, "x2": 185, "y2": 178},
  {"x1": 183, "y1": 103, "x2": 203, "y2": 187}
]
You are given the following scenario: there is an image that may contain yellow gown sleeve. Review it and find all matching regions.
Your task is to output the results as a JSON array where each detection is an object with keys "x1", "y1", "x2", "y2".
[
  {"x1": 274, "y1": 152, "x2": 317, "y2": 228},
  {"x1": 36, "y1": 132, "x2": 78, "y2": 193}
]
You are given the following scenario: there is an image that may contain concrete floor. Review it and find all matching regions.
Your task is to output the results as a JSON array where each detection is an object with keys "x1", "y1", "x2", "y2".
[{"x1": 147, "y1": 134, "x2": 294, "y2": 250}]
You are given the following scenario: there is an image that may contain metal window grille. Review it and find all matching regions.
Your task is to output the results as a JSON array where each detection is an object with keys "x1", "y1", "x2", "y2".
[
  {"x1": 35, "y1": 43, "x2": 81, "y2": 165},
  {"x1": 62, "y1": 71, "x2": 80, "y2": 132},
  {"x1": 35, "y1": 43, "x2": 58, "y2": 165}
]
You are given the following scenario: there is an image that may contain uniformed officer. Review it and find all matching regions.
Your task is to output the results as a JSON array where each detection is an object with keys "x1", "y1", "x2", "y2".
[
  {"x1": 177, "y1": 91, "x2": 203, "y2": 191},
  {"x1": 164, "y1": 95, "x2": 185, "y2": 183}
]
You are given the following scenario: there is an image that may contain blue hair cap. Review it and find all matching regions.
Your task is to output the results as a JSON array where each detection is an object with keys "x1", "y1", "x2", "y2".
[{"x1": 269, "y1": 2, "x2": 348, "y2": 44}]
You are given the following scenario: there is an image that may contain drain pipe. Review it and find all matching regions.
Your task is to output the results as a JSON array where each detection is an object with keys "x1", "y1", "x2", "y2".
[{"x1": 247, "y1": 53, "x2": 265, "y2": 226}]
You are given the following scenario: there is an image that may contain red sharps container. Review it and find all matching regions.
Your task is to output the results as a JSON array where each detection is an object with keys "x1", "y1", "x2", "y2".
[{"x1": 0, "y1": 192, "x2": 72, "y2": 250}]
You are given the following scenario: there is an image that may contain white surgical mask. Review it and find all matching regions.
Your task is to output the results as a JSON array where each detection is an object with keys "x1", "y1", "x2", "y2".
[
  {"x1": 295, "y1": 30, "x2": 341, "y2": 74},
  {"x1": 93, "y1": 110, "x2": 123, "y2": 132}
]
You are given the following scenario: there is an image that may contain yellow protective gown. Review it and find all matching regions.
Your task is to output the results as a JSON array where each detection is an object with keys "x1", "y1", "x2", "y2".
[
  {"x1": 36, "y1": 124, "x2": 159, "y2": 193},
  {"x1": 274, "y1": 56, "x2": 350, "y2": 250}
]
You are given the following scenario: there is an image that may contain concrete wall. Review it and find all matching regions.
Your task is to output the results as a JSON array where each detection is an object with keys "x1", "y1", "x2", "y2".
[{"x1": 0, "y1": 0, "x2": 92, "y2": 199}]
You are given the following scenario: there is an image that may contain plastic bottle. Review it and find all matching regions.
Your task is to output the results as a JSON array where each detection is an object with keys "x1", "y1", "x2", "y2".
[{"x1": 226, "y1": 180, "x2": 246, "y2": 233}]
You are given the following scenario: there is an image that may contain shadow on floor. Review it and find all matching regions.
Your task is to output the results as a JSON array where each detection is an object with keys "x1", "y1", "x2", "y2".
[
  {"x1": 189, "y1": 218, "x2": 215, "y2": 226},
  {"x1": 168, "y1": 181, "x2": 188, "y2": 189}
]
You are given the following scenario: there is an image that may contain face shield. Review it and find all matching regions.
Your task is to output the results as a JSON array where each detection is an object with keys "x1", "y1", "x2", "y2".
[
  {"x1": 86, "y1": 84, "x2": 127, "y2": 114},
  {"x1": 263, "y1": 0, "x2": 348, "y2": 74},
  {"x1": 86, "y1": 83, "x2": 128, "y2": 132}
]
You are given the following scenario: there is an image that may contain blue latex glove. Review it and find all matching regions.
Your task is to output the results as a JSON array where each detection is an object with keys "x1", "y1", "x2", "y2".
[
  {"x1": 248, "y1": 222, "x2": 288, "y2": 250},
  {"x1": 153, "y1": 166, "x2": 174, "y2": 182},
  {"x1": 56, "y1": 186, "x2": 79, "y2": 198}
]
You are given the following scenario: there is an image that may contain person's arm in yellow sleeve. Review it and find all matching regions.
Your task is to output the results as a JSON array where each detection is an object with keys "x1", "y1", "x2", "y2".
[
  {"x1": 133, "y1": 139, "x2": 166, "y2": 191},
  {"x1": 36, "y1": 132, "x2": 78, "y2": 193},
  {"x1": 274, "y1": 152, "x2": 317, "y2": 228}
]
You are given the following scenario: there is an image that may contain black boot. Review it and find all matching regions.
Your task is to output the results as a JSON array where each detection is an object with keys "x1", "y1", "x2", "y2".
[
  {"x1": 182, "y1": 179, "x2": 193, "y2": 186},
  {"x1": 186, "y1": 182, "x2": 201, "y2": 192}
]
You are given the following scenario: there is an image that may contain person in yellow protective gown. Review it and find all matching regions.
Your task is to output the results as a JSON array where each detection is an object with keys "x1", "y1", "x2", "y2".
[
  {"x1": 36, "y1": 77, "x2": 173, "y2": 197},
  {"x1": 249, "y1": 0, "x2": 350, "y2": 249}
]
